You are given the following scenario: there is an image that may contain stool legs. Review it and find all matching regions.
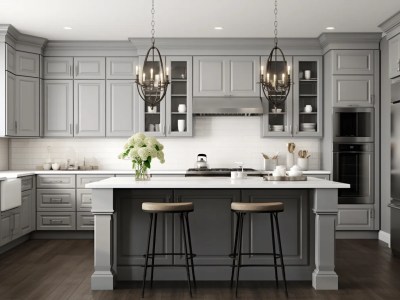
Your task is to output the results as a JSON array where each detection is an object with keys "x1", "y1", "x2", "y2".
[
  {"x1": 235, "y1": 213, "x2": 245, "y2": 297},
  {"x1": 270, "y1": 213, "x2": 279, "y2": 288},
  {"x1": 150, "y1": 213, "x2": 158, "y2": 288},
  {"x1": 274, "y1": 212, "x2": 288, "y2": 297},
  {"x1": 230, "y1": 212, "x2": 241, "y2": 287},
  {"x1": 184, "y1": 212, "x2": 197, "y2": 288},
  {"x1": 142, "y1": 213, "x2": 154, "y2": 298},
  {"x1": 181, "y1": 213, "x2": 193, "y2": 297}
]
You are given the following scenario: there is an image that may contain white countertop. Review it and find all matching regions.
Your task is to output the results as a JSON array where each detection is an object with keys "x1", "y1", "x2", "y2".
[
  {"x1": 86, "y1": 176, "x2": 348, "y2": 189},
  {"x1": 0, "y1": 169, "x2": 330, "y2": 179}
]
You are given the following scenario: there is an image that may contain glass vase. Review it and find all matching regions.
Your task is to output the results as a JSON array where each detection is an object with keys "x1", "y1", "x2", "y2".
[{"x1": 134, "y1": 162, "x2": 150, "y2": 181}]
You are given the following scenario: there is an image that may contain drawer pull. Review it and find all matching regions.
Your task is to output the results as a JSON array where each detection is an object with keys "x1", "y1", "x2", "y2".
[
  {"x1": 49, "y1": 219, "x2": 63, "y2": 224},
  {"x1": 89, "y1": 220, "x2": 94, "y2": 223},
  {"x1": 43, "y1": 180, "x2": 64, "y2": 184},
  {"x1": 50, "y1": 198, "x2": 62, "y2": 203}
]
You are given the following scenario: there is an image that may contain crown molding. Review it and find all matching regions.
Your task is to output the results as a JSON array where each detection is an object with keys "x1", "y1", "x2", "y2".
[
  {"x1": 0, "y1": 24, "x2": 47, "y2": 54},
  {"x1": 379, "y1": 11, "x2": 400, "y2": 39},
  {"x1": 319, "y1": 32, "x2": 382, "y2": 54},
  {"x1": 44, "y1": 40, "x2": 136, "y2": 56}
]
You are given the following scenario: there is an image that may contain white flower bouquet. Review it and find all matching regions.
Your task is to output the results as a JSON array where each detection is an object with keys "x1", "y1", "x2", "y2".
[{"x1": 119, "y1": 132, "x2": 165, "y2": 180}]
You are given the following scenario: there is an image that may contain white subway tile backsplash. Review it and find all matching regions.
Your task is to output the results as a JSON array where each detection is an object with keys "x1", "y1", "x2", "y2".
[{"x1": 9, "y1": 117, "x2": 321, "y2": 171}]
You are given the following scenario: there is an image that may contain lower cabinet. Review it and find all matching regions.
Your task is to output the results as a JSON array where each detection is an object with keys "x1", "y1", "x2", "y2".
[
  {"x1": 37, "y1": 212, "x2": 76, "y2": 230},
  {"x1": 337, "y1": 205, "x2": 375, "y2": 230},
  {"x1": 0, "y1": 208, "x2": 21, "y2": 246},
  {"x1": 77, "y1": 212, "x2": 94, "y2": 230},
  {"x1": 21, "y1": 189, "x2": 35, "y2": 235}
]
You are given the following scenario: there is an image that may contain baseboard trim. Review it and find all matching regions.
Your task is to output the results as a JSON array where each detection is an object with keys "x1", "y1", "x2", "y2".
[
  {"x1": 0, "y1": 235, "x2": 30, "y2": 255},
  {"x1": 336, "y1": 231, "x2": 378, "y2": 239},
  {"x1": 379, "y1": 230, "x2": 391, "y2": 248},
  {"x1": 31, "y1": 231, "x2": 94, "y2": 240}
]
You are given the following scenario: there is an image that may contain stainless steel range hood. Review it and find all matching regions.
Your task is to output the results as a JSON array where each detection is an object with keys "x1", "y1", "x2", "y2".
[{"x1": 193, "y1": 97, "x2": 263, "y2": 116}]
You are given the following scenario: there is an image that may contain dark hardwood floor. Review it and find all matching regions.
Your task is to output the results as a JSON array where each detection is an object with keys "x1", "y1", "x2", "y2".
[{"x1": 0, "y1": 239, "x2": 399, "y2": 299}]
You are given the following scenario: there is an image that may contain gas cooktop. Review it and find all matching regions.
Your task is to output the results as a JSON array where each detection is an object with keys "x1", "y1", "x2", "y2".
[{"x1": 186, "y1": 168, "x2": 258, "y2": 177}]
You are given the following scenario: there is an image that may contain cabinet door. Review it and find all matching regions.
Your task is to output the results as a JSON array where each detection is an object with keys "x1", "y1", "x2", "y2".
[
  {"x1": 106, "y1": 80, "x2": 136, "y2": 137},
  {"x1": 44, "y1": 80, "x2": 73, "y2": 137},
  {"x1": 74, "y1": 57, "x2": 105, "y2": 79},
  {"x1": 261, "y1": 55, "x2": 293, "y2": 137},
  {"x1": 174, "y1": 189, "x2": 241, "y2": 266},
  {"x1": 166, "y1": 56, "x2": 193, "y2": 137},
  {"x1": 16, "y1": 76, "x2": 40, "y2": 136},
  {"x1": 0, "y1": 212, "x2": 12, "y2": 246},
  {"x1": 116, "y1": 189, "x2": 174, "y2": 266},
  {"x1": 74, "y1": 80, "x2": 106, "y2": 137},
  {"x1": 333, "y1": 75, "x2": 374, "y2": 107},
  {"x1": 229, "y1": 56, "x2": 260, "y2": 97},
  {"x1": 11, "y1": 209, "x2": 21, "y2": 240},
  {"x1": 389, "y1": 35, "x2": 400, "y2": 79},
  {"x1": 6, "y1": 44, "x2": 16, "y2": 74},
  {"x1": 193, "y1": 56, "x2": 229, "y2": 96},
  {"x1": 337, "y1": 205, "x2": 374, "y2": 230},
  {"x1": 16, "y1": 51, "x2": 40, "y2": 77},
  {"x1": 106, "y1": 57, "x2": 136, "y2": 79},
  {"x1": 6, "y1": 72, "x2": 17, "y2": 136},
  {"x1": 293, "y1": 56, "x2": 323, "y2": 137},
  {"x1": 43, "y1": 57, "x2": 73, "y2": 79},
  {"x1": 333, "y1": 50, "x2": 374, "y2": 75},
  {"x1": 21, "y1": 190, "x2": 34, "y2": 235}
]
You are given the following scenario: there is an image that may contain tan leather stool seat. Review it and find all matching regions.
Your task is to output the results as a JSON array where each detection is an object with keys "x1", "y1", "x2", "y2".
[
  {"x1": 231, "y1": 202, "x2": 284, "y2": 213},
  {"x1": 142, "y1": 202, "x2": 194, "y2": 213}
]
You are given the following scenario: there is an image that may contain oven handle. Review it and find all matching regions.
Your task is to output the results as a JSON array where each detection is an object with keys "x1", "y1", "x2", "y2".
[{"x1": 333, "y1": 151, "x2": 373, "y2": 154}]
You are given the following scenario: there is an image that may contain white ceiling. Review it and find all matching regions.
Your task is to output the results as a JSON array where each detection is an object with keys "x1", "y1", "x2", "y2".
[{"x1": 0, "y1": 0, "x2": 398, "y2": 40}]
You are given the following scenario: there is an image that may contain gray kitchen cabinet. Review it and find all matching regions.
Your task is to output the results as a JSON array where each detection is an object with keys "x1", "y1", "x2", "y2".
[
  {"x1": 43, "y1": 57, "x2": 73, "y2": 79},
  {"x1": 333, "y1": 50, "x2": 374, "y2": 75},
  {"x1": 16, "y1": 51, "x2": 40, "y2": 77},
  {"x1": 74, "y1": 57, "x2": 105, "y2": 79},
  {"x1": 332, "y1": 75, "x2": 374, "y2": 107},
  {"x1": 76, "y1": 189, "x2": 93, "y2": 212},
  {"x1": 36, "y1": 189, "x2": 76, "y2": 212},
  {"x1": 15, "y1": 76, "x2": 40, "y2": 136},
  {"x1": 44, "y1": 80, "x2": 73, "y2": 137},
  {"x1": 240, "y1": 190, "x2": 309, "y2": 266},
  {"x1": 6, "y1": 44, "x2": 16, "y2": 74},
  {"x1": 389, "y1": 33, "x2": 400, "y2": 79},
  {"x1": 77, "y1": 212, "x2": 94, "y2": 231},
  {"x1": 37, "y1": 175, "x2": 76, "y2": 189},
  {"x1": 37, "y1": 212, "x2": 76, "y2": 231},
  {"x1": 106, "y1": 57, "x2": 137, "y2": 79},
  {"x1": 21, "y1": 189, "x2": 35, "y2": 235},
  {"x1": 173, "y1": 189, "x2": 241, "y2": 266},
  {"x1": 293, "y1": 56, "x2": 323, "y2": 137},
  {"x1": 76, "y1": 175, "x2": 114, "y2": 188},
  {"x1": 337, "y1": 205, "x2": 375, "y2": 230},
  {"x1": 193, "y1": 56, "x2": 260, "y2": 97},
  {"x1": 6, "y1": 71, "x2": 17, "y2": 136},
  {"x1": 0, "y1": 208, "x2": 21, "y2": 246},
  {"x1": 106, "y1": 80, "x2": 136, "y2": 137},
  {"x1": 74, "y1": 80, "x2": 106, "y2": 137},
  {"x1": 117, "y1": 189, "x2": 174, "y2": 266}
]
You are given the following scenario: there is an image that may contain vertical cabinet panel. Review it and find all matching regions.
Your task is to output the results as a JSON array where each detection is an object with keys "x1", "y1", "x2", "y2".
[
  {"x1": 193, "y1": 57, "x2": 228, "y2": 96},
  {"x1": 43, "y1": 57, "x2": 73, "y2": 79},
  {"x1": 106, "y1": 80, "x2": 136, "y2": 137},
  {"x1": 333, "y1": 75, "x2": 374, "y2": 107},
  {"x1": 106, "y1": 57, "x2": 136, "y2": 79},
  {"x1": 229, "y1": 56, "x2": 260, "y2": 97},
  {"x1": 333, "y1": 50, "x2": 374, "y2": 75},
  {"x1": 389, "y1": 34, "x2": 400, "y2": 79},
  {"x1": 16, "y1": 51, "x2": 40, "y2": 77},
  {"x1": 21, "y1": 189, "x2": 34, "y2": 235},
  {"x1": 0, "y1": 212, "x2": 12, "y2": 246},
  {"x1": 16, "y1": 76, "x2": 40, "y2": 136},
  {"x1": 74, "y1": 80, "x2": 106, "y2": 137},
  {"x1": 6, "y1": 44, "x2": 16, "y2": 74},
  {"x1": 6, "y1": 72, "x2": 17, "y2": 136},
  {"x1": 74, "y1": 57, "x2": 105, "y2": 79},
  {"x1": 44, "y1": 80, "x2": 73, "y2": 137}
]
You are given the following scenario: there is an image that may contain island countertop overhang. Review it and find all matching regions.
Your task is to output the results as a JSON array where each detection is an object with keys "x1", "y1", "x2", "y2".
[{"x1": 86, "y1": 176, "x2": 349, "y2": 189}]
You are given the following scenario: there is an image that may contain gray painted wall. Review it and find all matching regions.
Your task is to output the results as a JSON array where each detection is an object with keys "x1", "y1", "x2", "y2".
[{"x1": 381, "y1": 37, "x2": 391, "y2": 234}]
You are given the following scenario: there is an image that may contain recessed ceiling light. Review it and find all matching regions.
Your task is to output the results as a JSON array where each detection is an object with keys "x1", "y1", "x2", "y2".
[
  {"x1": 326, "y1": 26, "x2": 335, "y2": 30},
  {"x1": 214, "y1": 26, "x2": 224, "y2": 30},
  {"x1": 63, "y1": 26, "x2": 72, "y2": 30}
]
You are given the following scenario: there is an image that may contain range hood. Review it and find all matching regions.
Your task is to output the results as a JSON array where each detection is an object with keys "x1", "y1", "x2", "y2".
[{"x1": 193, "y1": 97, "x2": 263, "y2": 116}]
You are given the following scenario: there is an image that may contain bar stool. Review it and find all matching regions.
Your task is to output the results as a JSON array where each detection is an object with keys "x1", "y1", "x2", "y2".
[
  {"x1": 230, "y1": 202, "x2": 288, "y2": 297},
  {"x1": 141, "y1": 202, "x2": 196, "y2": 298}
]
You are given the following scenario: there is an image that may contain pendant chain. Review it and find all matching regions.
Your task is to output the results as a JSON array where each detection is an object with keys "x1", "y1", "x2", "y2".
[
  {"x1": 151, "y1": 0, "x2": 155, "y2": 45},
  {"x1": 274, "y1": 0, "x2": 278, "y2": 46}
]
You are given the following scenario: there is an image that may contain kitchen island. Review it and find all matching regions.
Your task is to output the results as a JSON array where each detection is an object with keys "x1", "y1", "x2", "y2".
[{"x1": 87, "y1": 176, "x2": 349, "y2": 291}]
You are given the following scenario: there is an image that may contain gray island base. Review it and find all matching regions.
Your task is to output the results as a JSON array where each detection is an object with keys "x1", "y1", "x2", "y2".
[{"x1": 86, "y1": 177, "x2": 349, "y2": 291}]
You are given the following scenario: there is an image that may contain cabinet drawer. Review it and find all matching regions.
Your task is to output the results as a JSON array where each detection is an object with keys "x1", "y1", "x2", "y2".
[
  {"x1": 37, "y1": 189, "x2": 75, "y2": 211},
  {"x1": 21, "y1": 176, "x2": 33, "y2": 191},
  {"x1": 76, "y1": 175, "x2": 114, "y2": 188},
  {"x1": 37, "y1": 212, "x2": 76, "y2": 230},
  {"x1": 77, "y1": 212, "x2": 94, "y2": 230},
  {"x1": 37, "y1": 175, "x2": 75, "y2": 188},
  {"x1": 333, "y1": 50, "x2": 374, "y2": 75},
  {"x1": 76, "y1": 189, "x2": 93, "y2": 211}
]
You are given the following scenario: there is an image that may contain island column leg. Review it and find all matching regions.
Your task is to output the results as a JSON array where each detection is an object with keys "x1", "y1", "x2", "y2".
[
  {"x1": 312, "y1": 188, "x2": 338, "y2": 290},
  {"x1": 91, "y1": 189, "x2": 115, "y2": 290}
]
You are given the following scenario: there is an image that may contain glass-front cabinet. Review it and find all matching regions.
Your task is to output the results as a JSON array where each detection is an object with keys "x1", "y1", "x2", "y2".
[
  {"x1": 138, "y1": 56, "x2": 192, "y2": 137},
  {"x1": 261, "y1": 55, "x2": 322, "y2": 138}
]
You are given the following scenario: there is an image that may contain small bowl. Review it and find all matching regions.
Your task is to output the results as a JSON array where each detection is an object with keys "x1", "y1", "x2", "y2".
[
  {"x1": 288, "y1": 170, "x2": 302, "y2": 177},
  {"x1": 276, "y1": 108, "x2": 282, "y2": 113},
  {"x1": 51, "y1": 163, "x2": 60, "y2": 170}
]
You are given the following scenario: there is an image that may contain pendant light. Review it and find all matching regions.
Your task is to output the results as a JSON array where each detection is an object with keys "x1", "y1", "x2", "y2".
[
  {"x1": 135, "y1": 0, "x2": 169, "y2": 108},
  {"x1": 260, "y1": 0, "x2": 291, "y2": 109}
]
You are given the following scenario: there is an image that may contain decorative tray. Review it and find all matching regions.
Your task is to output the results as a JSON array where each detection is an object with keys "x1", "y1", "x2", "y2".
[{"x1": 263, "y1": 175, "x2": 307, "y2": 181}]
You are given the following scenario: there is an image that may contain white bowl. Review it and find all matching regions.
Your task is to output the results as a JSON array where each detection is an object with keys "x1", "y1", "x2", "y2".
[{"x1": 288, "y1": 170, "x2": 302, "y2": 177}]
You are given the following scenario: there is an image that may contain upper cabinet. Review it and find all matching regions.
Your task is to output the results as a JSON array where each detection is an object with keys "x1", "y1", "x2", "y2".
[
  {"x1": 44, "y1": 57, "x2": 73, "y2": 79},
  {"x1": 193, "y1": 56, "x2": 260, "y2": 97},
  {"x1": 333, "y1": 50, "x2": 374, "y2": 75},
  {"x1": 74, "y1": 57, "x2": 105, "y2": 79},
  {"x1": 16, "y1": 51, "x2": 40, "y2": 77},
  {"x1": 332, "y1": 75, "x2": 374, "y2": 107},
  {"x1": 106, "y1": 57, "x2": 136, "y2": 79},
  {"x1": 389, "y1": 34, "x2": 400, "y2": 79},
  {"x1": 6, "y1": 44, "x2": 16, "y2": 74}
]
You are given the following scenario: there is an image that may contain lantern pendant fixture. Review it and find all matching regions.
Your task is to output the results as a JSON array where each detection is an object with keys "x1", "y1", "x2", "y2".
[
  {"x1": 135, "y1": 0, "x2": 169, "y2": 108},
  {"x1": 260, "y1": 0, "x2": 291, "y2": 109}
]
